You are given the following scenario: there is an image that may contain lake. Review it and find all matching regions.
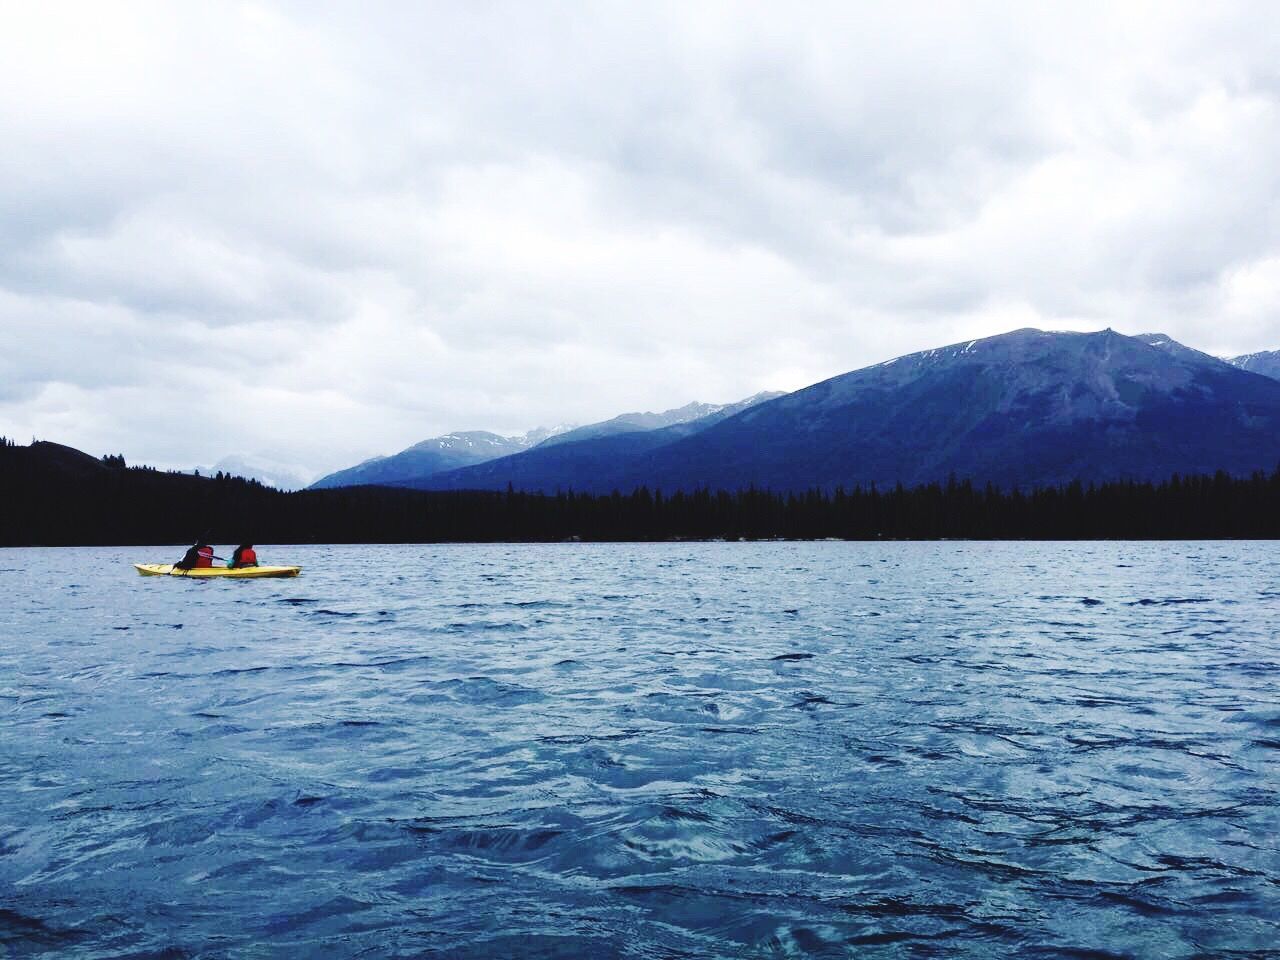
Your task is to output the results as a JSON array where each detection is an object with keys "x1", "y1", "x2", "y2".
[{"x1": 1, "y1": 542, "x2": 1277, "y2": 958}]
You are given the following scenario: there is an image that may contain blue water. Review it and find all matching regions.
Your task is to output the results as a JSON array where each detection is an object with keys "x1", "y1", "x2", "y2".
[{"x1": 1, "y1": 542, "x2": 1278, "y2": 958}]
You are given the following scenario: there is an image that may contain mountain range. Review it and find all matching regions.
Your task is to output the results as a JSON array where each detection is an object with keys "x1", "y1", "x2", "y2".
[
  {"x1": 310, "y1": 396, "x2": 781, "y2": 489},
  {"x1": 308, "y1": 328, "x2": 1280, "y2": 495},
  {"x1": 6, "y1": 327, "x2": 1280, "y2": 500},
  {"x1": 1227, "y1": 349, "x2": 1280, "y2": 381},
  {"x1": 382, "y1": 329, "x2": 1280, "y2": 494},
  {"x1": 310, "y1": 425, "x2": 575, "y2": 489},
  {"x1": 589, "y1": 327, "x2": 1280, "y2": 494}
]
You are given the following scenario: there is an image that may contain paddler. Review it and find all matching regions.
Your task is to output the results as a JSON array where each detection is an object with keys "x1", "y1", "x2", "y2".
[
  {"x1": 228, "y1": 544, "x2": 258, "y2": 569},
  {"x1": 175, "y1": 542, "x2": 216, "y2": 570}
]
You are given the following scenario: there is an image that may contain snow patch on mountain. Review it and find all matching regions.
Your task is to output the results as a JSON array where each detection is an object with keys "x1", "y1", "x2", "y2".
[{"x1": 1226, "y1": 349, "x2": 1280, "y2": 381}]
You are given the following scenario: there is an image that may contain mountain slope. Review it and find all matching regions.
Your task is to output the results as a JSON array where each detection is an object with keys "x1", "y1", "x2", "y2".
[
  {"x1": 1227, "y1": 350, "x2": 1280, "y2": 381},
  {"x1": 536, "y1": 399, "x2": 769, "y2": 448},
  {"x1": 1134, "y1": 333, "x2": 1223, "y2": 365},
  {"x1": 617, "y1": 328, "x2": 1280, "y2": 492},
  {"x1": 3, "y1": 440, "x2": 113, "y2": 481},
  {"x1": 310, "y1": 429, "x2": 564, "y2": 489},
  {"x1": 315, "y1": 395, "x2": 782, "y2": 490},
  {"x1": 416, "y1": 328, "x2": 1280, "y2": 494},
  {"x1": 314, "y1": 330, "x2": 1280, "y2": 495},
  {"x1": 407, "y1": 392, "x2": 784, "y2": 492}
]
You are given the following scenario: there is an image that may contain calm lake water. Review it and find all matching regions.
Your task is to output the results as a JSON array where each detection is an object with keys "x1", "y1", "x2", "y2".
[{"x1": 1, "y1": 542, "x2": 1278, "y2": 958}]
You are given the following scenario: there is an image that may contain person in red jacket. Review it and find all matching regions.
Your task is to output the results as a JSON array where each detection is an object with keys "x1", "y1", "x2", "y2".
[
  {"x1": 229, "y1": 544, "x2": 258, "y2": 569},
  {"x1": 176, "y1": 543, "x2": 216, "y2": 570}
]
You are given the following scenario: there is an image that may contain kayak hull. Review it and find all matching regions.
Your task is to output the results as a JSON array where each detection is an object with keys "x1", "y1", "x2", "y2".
[{"x1": 134, "y1": 563, "x2": 301, "y2": 579}]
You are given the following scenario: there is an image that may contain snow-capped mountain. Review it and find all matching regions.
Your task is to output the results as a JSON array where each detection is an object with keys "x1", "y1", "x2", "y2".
[
  {"x1": 405, "y1": 391, "x2": 786, "y2": 492},
  {"x1": 420, "y1": 329, "x2": 1280, "y2": 494},
  {"x1": 534, "y1": 399, "x2": 772, "y2": 448},
  {"x1": 1142, "y1": 337, "x2": 1280, "y2": 383},
  {"x1": 1134, "y1": 333, "x2": 1223, "y2": 365},
  {"x1": 198, "y1": 455, "x2": 315, "y2": 491},
  {"x1": 314, "y1": 395, "x2": 785, "y2": 491},
  {"x1": 314, "y1": 329, "x2": 1280, "y2": 496},
  {"x1": 310, "y1": 426, "x2": 575, "y2": 489},
  {"x1": 611, "y1": 328, "x2": 1280, "y2": 493},
  {"x1": 1226, "y1": 350, "x2": 1280, "y2": 381}
]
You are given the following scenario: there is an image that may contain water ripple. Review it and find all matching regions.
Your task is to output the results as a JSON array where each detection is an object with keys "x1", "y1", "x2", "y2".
[{"x1": 1, "y1": 541, "x2": 1278, "y2": 957}]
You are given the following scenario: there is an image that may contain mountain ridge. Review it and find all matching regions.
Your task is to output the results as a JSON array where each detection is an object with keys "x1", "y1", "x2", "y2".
[
  {"x1": 630, "y1": 328, "x2": 1280, "y2": 492},
  {"x1": 310, "y1": 425, "x2": 575, "y2": 489},
  {"x1": 311, "y1": 394, "x2": 782, "y2": 489},
  {"x1": 409, "y1": 328, "x2": 1280, "y2": 494},
  {"x1": 1227, "y1": 349, "x2": 1280, "y2": 381},
  {"x1": 403, "y1": 391, "x2": 786, "y2": 492},
  {"x1": 311, "y1": 328, "x2": 1280, "y2": 494}
]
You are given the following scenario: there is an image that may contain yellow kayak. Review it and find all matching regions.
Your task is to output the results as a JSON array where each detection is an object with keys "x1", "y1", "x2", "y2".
[{"x1": 134, "y1": 563, "x2": 301, "y2": 579}]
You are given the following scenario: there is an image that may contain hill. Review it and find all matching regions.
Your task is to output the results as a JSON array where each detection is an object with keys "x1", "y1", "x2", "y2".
[{"x1": 4, "y1": 434, "x2": 1280, "y2": 543}]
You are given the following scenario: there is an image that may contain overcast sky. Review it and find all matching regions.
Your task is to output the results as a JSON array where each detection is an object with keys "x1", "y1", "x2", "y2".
[{"x1": 3, "y1": 2, "x2": 1278, "y2": 477}]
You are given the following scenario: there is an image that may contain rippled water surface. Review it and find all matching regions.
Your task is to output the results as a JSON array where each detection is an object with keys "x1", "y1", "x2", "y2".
[{"x1": 2, "y1": 542, "x2": 1278, "y2": 958}]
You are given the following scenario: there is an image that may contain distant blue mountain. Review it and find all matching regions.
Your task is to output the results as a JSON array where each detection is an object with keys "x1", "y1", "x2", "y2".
[
  {"x1": 407, "y1": 392, "x2": 781, "y2": 492},
  {"x1": 312, "y1": 396, "x2": 781, "y2": 490},
  {"x1": 1227, "y1": 349, "x2": 1280, "y2": 381},
  {"x1": 535, "y1": 400, "x2": 758, "y2": 448},
  {"x1": 310, "y1": 429, "x2": 568, "y2": 489},
  {"x1": 416, "y1": 328, "x2": 1280, "y2": 493}
]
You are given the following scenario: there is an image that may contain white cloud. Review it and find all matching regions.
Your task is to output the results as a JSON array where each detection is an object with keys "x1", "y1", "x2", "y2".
[{"x1": 1, "y1": 1, "x2": 1278, "y2": 473}]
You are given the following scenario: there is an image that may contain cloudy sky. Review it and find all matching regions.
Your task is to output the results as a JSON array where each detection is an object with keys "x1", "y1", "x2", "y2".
[{"x1": 3, "y1": 2, "x2": 1278, "y2": 478}]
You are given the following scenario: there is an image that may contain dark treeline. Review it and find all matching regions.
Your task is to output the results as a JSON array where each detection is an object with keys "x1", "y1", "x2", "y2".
[{"x1": 3, "y1": 440, "x2": 1280, "y2": 544}]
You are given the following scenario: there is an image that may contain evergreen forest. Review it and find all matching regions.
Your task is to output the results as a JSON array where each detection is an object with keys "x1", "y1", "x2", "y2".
[{"x1": 3, "y1": 439, "x2": 1279, "y2": 545}]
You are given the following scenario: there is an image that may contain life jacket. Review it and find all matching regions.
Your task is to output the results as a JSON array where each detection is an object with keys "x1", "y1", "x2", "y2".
[
  {"x1": 195, "y1": 545, "x2": 214, "y2": 568},
  {"x1": 238, "y1": 547, "x2": 257, "y2": 566}
]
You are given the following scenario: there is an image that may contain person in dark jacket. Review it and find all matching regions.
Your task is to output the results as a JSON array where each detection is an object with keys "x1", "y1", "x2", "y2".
[
  {"x1": 176, "y1": 543, "x2": 215, "y2": 570},
  {"x1": 228, "y1": 544, "x2": 258, "y2": 569}
]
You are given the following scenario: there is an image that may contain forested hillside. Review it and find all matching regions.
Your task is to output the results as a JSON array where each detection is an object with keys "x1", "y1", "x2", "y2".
[{"x1": 3, "y1": 439, "x2": 1279, "y2": 544}]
